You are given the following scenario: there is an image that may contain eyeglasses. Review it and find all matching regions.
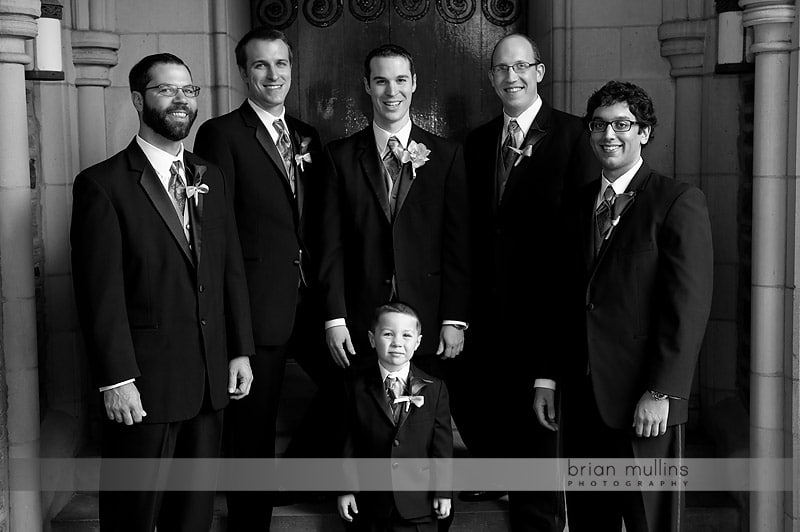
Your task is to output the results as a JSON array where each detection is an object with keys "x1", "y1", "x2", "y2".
[
  {"x1": 144, "y1": 84, "x2": 201, "y2": 98},
  {"x1": 490, "y1": 62, "x2": 539, "y2": 76},
  {"x1": 588, "y1": 119, "x2": 641, "y2": 133}
]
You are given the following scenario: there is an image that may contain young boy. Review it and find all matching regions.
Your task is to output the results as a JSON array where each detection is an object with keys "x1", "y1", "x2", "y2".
[{"x1": 337, "y1": 302, "x2": 453, "y2": 531}]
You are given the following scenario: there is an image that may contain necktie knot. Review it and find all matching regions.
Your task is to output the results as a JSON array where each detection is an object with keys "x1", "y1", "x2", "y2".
[
  {"x1": 507, "y1": 119, "x2": 520, "y2": 147},
  {"x1": 603, "y1": 184, "x2": 616, "y2": 204},
  {"x1": 595, "y1": 184, "x2": 617, "y2": 252}
]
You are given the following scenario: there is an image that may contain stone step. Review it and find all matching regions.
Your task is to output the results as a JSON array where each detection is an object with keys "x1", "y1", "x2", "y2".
[{"x1": 52, "y1": 490, "x2": 741, "y2": 531}]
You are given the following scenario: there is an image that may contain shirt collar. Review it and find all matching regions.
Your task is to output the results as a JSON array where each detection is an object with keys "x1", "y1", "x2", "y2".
[
  {"x1": 373, "y1": 120, "x2": 413, "y2": 156},
  {"x1": 597, "y1": 157, "x2": 643, "y2": 207},
  {"x1": 135, "y1": 135, "x2": 185, "y2": 183},
  {"x1": 378, "y1": 361, "x2": 411, "y2": 384},
  {"x1": 248, "y1": 99, "x2": 287, "y2": 143},
  {"x1": 503, "y1": 95, "x2": 542, "y2": 140}
]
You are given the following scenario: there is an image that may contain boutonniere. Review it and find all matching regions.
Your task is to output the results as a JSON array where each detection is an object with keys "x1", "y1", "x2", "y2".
[
  {"x1": 185, "y1": 165, "x2": 209, "y2": 206},
  {"x1": 294, "y1": 137, "x2": 312, "y2": 171},
  {"x1": 508, "y1": 143, "x2": 534, "y2": 167},
  {"x1": 605, "y1": 191, "x2": 636, "y2": 239},
  {"x1": 397, "y1": 140, "x2": 431, "y2": 178},
  {"x1": 393, "y1": 376, "x2": 432, "y2": 412}
]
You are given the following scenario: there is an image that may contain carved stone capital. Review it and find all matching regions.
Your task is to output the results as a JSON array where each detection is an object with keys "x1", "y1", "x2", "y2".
[
  {"x1": 0, "y1": 0, "x2": 40, "y2": 65},
  {"x1": 740, "y1": 0, "x2": 795, "y2": 54},
  {"x1": 658, "y1": 19, "x2": 707, "y2": 77},
  {"x1": 71, "y1": 30, "x2": 119, "y2": 87}
]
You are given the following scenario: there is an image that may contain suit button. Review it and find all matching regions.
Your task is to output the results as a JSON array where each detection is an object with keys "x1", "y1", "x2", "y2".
[
  {"x1": 393, "y1": 439, "x2": 400, "y2": 447},
  {"x1": 392, "y1": 462, "x2": 399, "y2": 469},
  {"x1": 586, "y1": 303, "x2": 595, "y2": 311},
  {"x1": 293, "y1": 259, "x2": 300, "y2": 265},
  {"x1": 200, "y1": 319, "x2": 207, "y2": 326},
  {"x1": 185, "y1": 224, "x2": 191, "y2": 230},
  {"x1": 188, "y1": 244, "x2": 193, "y2": 250},
  {"x1": 198, "y1": 284, "x2": 205, "y2": 293},
  {"x1": 384, "y1": 279, "x2": 392, "y2": 285}
]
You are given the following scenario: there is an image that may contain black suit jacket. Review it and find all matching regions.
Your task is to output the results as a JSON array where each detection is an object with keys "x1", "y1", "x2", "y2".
[
  {"x1": 70, "y1": 141, "x2": 255, "y2": 423},
  {"x1": 318, "y1": 125, "x2": 470, "y2": 354},
  {"x1": 342, "y1": 363, "x2": 452, "y2": 520},
  {"x1": 557, "y1": 163, "x2": 713, "y2": 428},
  {"x1": 194, "y1": 102, "x2": 322, "y2": 346},
  {"x1": 464, "y1": 101, "x2": 598, "y2": 377}
]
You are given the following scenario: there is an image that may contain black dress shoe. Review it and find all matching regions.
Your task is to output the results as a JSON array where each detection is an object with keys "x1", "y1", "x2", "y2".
[{"x1": 458, "y1": 490, "x2": 506, "y2": 502}]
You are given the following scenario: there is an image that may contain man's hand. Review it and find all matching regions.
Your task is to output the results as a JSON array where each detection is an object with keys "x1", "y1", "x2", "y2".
[
  {"x1": 228, "y1": 356, "x2": 253, "y2": 400},
  {"x1": 436, "y1": 325, "x2": 465, "y2": 359},
  {"x1": 103, "y1": 382, "x2": 146, "y2": 425},
  {"x1": 533, "y1": 387, "x2": 558, "y2": 431},
  {"x1": 433, "y1": 497, "x2": 451, "y2": 519},
  {"x1": 337, "y1": 493, "x2": 358, "y2": 522},
  {"x1": 632, "y1": 391, "x2": 669, "y2": 437},
  {"x1": 326, "y1": 325, "x2": 355, "y2": 368}
]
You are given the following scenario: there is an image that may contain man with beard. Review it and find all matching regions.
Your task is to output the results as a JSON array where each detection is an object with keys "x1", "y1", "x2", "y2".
[{"x1": 71, "y1": 53, "x2": 255, "y2": 532}]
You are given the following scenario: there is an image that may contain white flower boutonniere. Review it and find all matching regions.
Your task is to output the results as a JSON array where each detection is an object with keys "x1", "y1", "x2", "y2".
[
  {"x1": 393, "y1": 376, "x2": 432, "y2": 412},
  {"x1": 397, "y1": 140, "x2": 431, "y2": 178},
  {"x1": 508, "y1": 144, "x2": 534, "y2": 167},
  {"x1": 294, "y1": 137, "x2": 312, "y2": 171},
  {"x1": 185, "y1": 165, "x2": 209, "y2": 206}
]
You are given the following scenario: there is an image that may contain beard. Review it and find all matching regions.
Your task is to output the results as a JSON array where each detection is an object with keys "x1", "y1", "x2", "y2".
[{"x1": 142, "y1": 101, "x2": 197, "y2": 141}]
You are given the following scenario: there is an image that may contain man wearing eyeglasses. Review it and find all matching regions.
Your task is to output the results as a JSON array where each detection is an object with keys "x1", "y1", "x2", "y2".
[
  {"x1": 193, "y1": 27, "x2": 334, "y2": 530},
  {"x1": 534, "y1": 81, "x2": 713, "y2": 531},
  {"x1": 462, "y1": 34, "x2": 597, "y2": 531},
  {"x1": 71, "y1": 53, "x2": 255, "y2": 531}
]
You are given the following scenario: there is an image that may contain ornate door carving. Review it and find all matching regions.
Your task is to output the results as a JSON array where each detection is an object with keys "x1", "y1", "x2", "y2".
[{"x1": 252, "y1": 0, "x2": 525, "y2": 142}]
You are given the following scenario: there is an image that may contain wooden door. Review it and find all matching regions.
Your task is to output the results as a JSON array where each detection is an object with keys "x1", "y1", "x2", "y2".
[{"x1": 252, "y1": 0, "x2": 526, "y2": 143}]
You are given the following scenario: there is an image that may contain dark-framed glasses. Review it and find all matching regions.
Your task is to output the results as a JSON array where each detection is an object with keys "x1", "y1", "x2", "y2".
[
  {"x1": 588, "y1": 119, "x2": 641, "y2": 133},
  {"x1": 490, "y1": 62, "x2": 539, "y2": 76},
  {"x1": 144, "y1": 84, "x2": 201, "y2": 98}
]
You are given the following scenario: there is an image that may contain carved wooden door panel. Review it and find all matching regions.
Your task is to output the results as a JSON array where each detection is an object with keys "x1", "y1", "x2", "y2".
[{"x1": 252, "y1": 0, "x2": 526, "y2": 143}]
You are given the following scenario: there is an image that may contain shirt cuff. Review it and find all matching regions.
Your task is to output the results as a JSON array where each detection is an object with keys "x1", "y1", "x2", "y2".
[
  {"x1": 99, "y1": 378, "x2": 135, "y2": 392},
  {"x1": 534, "y1": 379, "x2": 556, "y2": 390},
  {"x1": 442, "y1": 320, "x2": 468, "y2": 330},
  {"x1": 325, "y1": 318, "x2": 347, "y2": 329}
]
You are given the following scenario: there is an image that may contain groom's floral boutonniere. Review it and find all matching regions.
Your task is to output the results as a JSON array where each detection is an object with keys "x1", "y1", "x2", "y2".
[
  {"x1": 605, "y1": 191, "x2": 636, "y2": 240},
  {"x1": 294, "y1": 137, "x2": 312, "y2": 171},
  {"x1": 185, "y1": 165, "x2": 209, "y2": 206},
  {"x1": 393, "y1": 376, "x2": 432, "y2": 412},
  {"x1": 508, "y1": 143, "x2": 534, "y2": 167},
  {"x1": 397, "y1": 140, "x2": 431, "y2": 178}
]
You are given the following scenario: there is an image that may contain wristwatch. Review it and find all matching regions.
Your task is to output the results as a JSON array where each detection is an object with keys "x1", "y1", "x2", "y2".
[{"x1": 648, "y1": 390, "x2": 668, "y2": 401}]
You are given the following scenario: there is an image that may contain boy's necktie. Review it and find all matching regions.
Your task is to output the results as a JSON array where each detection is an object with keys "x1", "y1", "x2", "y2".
[{"x1": 385, "y1": 375, "x2": 403, "y2": 423}]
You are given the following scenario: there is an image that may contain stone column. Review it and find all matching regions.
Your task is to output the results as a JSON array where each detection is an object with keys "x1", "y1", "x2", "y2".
[
  {"x1": 740, "y1": 1, "x2": 795, "y2": 530},
  {"x1": 71, "y1": 29, "x2": 119, "y2": 169},
  {"x1": 658, "y1": 19, "x2": 706, "y2": 188},
  {"x1": 0, "y1": 0, "x2": 43, "y2": 530}
]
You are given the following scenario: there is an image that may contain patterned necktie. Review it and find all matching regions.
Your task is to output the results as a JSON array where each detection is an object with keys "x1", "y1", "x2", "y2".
[
  {"x1": 168, "y1": 160, "x2": 186, "y2": 217},
  {"x1": 385, "y1": 375, "x2": 403, "y2": 423},
  {"x1": 502, "y1": 119, "x2": 521, "y2": 170},
  {"x1": 595, "y1": 184, "x2": 616, "y2": 251},
  {"x1": 383, "y1": 136, "x2": 403, "y2": 185},
  {"x1": 273, "y1": 119, "x2": 296, "y2": 194}
]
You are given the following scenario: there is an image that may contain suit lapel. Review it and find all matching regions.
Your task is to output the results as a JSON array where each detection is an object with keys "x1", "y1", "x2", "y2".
[
  {"x1": 132, "y1": 144, "x2": 195, "y2": 266},
  {"x1": 501, "y1": 104, "x2": 552, "y2": 202},
  {"x1": 185, "y1": 156, "x2": 205, "y2": 265},
  {"x1": 289, "y1": 125, "x2": 306, "y2": 221},
  {"x1": 240, "y1": 103, "x2": 293, "y2": 189},
  {"x1": 357, "y1": 130, "x2": 392, "y2": 222},
  {"x1": 588, "y1": 164, "x2": 651, "y2": 277},
  {"x1": 393, "y1": 125, "x2": 426, "y2": 218},
  {"x1": 366, "y1": 368, "x2": 395, "y2": 424}
]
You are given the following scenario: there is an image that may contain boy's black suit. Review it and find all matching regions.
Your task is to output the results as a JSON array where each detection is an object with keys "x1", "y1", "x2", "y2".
[{"x1": 342, "y1": 363, "x2": 453, "y2": 524}]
